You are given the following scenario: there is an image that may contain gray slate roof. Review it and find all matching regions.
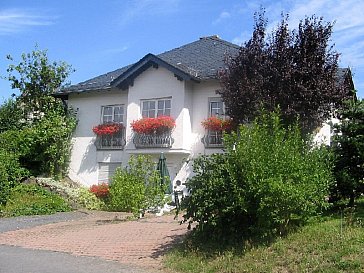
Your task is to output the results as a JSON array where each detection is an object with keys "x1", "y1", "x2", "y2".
[{"x1": 60, "y1": 36, "x2": 239, "y2": 94}]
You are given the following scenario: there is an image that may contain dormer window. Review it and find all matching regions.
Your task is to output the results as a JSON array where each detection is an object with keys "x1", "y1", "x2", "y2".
[{"x1": 142, "y1": 98, "x2": 171, "y2": 118}]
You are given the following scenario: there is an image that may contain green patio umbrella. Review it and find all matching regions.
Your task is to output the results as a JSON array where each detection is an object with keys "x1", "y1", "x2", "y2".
[{"x1": 156, "y1": 153, "x2": 172, "y2": 194}]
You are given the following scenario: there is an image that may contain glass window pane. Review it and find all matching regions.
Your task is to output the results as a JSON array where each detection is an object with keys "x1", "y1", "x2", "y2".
[
  {"x1": 149, "y1": 101, "x2": 155, "y2": 110},
  {"x1": 164, "y1": 109, "x2": 170, "y2": 116},
  {"x1": 149, "y1": 109, "x2": 155, "y2": 118},
  {"x1": 142, "y1": 101, "x2": 149, "y2": 112},
  {"x1": 165, "y1": 99, "x2": 171, "y2": 109},
  {"x1": 158, "y1": 100, "x2": 164, "y2": 110},
  {"x1": 103, "y1": 107, "x2": 112, "y2": 116},
  {"x1": 157, "y1": 110, "x2": 164, "y2": 117}
]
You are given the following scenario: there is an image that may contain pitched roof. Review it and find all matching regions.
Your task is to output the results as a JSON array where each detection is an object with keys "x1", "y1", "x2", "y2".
[{"x1": 59, "y1": 35, "x2": 239, "y2": 95}]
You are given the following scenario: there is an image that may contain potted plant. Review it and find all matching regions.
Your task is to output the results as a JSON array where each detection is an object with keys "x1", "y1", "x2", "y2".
[
  {"x1": 92, "y1": 123, "x2": 123, "y2": 136},
  {"x1": 131, "y1": 116, "x2": 176, "y2": 135},
  {"x1": 201, "y1": 116, "x2": 234, "y2": 132}
]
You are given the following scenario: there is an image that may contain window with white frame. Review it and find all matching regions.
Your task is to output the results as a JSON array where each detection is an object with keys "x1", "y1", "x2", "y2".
[
  {"x1": 209, "y1": 98, "x2": 225, "y2": 117},
  {"x1": 142, "y1": 98, "x2": 171, "y2": 118},
  {"x1": 207, "y1": 98, "x2": 227, "y2": 146},
  {"x1": 98, "y1": 105, "x2": 125, "y2": 149},
  {"x1": 102, "y1": 105, "x2": 124, "y2": 124}
]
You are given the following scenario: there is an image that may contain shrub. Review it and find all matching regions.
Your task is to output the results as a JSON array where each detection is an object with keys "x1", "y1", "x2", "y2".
[
  {"x1": 182, "y1": 111, "x2": 334, "y2": 240},
  {"x1": 89, "y1": 183, "x2": 110, "y2": 199},
  {"x1": 0, "y1": 184, "x2": 70, "y2": 217},
  {"x1": 75, "y1": 187, "x2": 104, "y2": 210},
  {"x1": 0, "y1": 147, "x2": 29, "y2": 205},
  {"x1": 108, "y1": 155, "x2": 166, "y2": 215}
]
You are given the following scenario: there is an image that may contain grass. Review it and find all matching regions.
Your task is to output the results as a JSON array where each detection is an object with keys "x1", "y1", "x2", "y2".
[
  {"x1": 0, "y1": 183, "x2": 71, "y2": 217},
  {"x1": 164, "y1": 198, "x2": 364, "y2": 273}
]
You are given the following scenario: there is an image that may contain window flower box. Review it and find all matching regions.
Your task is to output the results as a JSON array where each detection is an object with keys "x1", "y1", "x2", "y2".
[
  {"x1": 201, "y1": 117, "x2": 234, "y2": 148},
  {"x1": 131, "y1": 116, "x2": 175, "y2": 148},
  {"x1": 92, "y1": 123, "x2": 123, "y2": 135},
  {"x1": 92, "y1": 123, "x2": 125, "y2": 150},
  {"x1": 201, "y1": 116, "x2": 234, "y2": 132}
]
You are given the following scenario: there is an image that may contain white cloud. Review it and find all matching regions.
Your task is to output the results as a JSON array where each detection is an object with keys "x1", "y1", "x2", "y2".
[
  {"x1": 0, "y1": 8, "x2": 56, "y2": 35},
  {"x1": 232, "y1": 31, "x2": 251, "y2": 46},
  {"x1": 118, "y1": 0, "x2": 180, "y2": 26},
  {"x1": 101, "y1": 46, "x2": 129, "y2": 56},
  {"x1": 213, "y1": 11, "x2": 231, "y2": 25}
]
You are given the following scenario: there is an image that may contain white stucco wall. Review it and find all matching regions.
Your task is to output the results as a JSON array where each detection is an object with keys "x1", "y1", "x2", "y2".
[
  {"x1": 67, "y1": 90, "x2": 129, "y2": 186},
  {"x1": 66, "y1": 67, "x2": 223, "y2": 187}
]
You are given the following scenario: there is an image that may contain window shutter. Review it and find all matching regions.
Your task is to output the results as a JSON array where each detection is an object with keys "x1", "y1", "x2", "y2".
[{"x1": 98, "y1": 163, "x2": 121, "y2": 184}]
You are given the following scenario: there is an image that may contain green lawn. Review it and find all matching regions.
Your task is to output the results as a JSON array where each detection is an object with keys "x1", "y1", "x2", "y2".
[{"x1": 164, "y1": 199, "x2": 364, "y2": 273}]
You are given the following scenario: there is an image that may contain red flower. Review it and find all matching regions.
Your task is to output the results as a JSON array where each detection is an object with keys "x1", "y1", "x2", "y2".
[
  {"x1": 201, "y1": 116, "x2": 234, "y2": 131},
  {"x1": 89, "y1": 183, "x2": 110, "y2": 199},
  {"x1": 131, "y1": 116, "x2": 176, "y2": 134},
  {"x1": 92, "y1": 123, "x2": 123, "y2": 136}
]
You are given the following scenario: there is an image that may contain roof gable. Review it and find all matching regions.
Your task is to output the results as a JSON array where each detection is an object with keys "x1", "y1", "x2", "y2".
[
  {"x1": 111, "y1": 54, "x2": 200, "y2": 90},
  {"x1": 59, "y1": 36, "x2": 239, "y2": 95}
]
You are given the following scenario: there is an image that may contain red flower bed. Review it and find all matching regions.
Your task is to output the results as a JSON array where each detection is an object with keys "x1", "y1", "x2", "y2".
[
  {"x1": 92, "y1": 123, "x2": 123, "y2": 136},
  {"x1": 131, "y1": 116, "x2": 176, "y2": 134},
  {"x1": 89, "y1": 183, "x2": 109, "y2": 199},
  {"x1": 201, "y1": 116, "x2": 234, "y2": 131}
]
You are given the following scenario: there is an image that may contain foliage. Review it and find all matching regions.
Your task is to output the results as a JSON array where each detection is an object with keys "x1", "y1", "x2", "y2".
[
  {"x1": 92, "y1": 123, "x2": 123, "y2": 136},
  {"x1": 0, "y1": 184, "x2": 70, "y2": 217},
  {"x1": 0, "y1": 99, "x2": 23, "y2": 133},
  {"x1": 108, "y1": 155, "x2": 166, "y2": 215},
  {"x1": 201, "y1": 116, "x2": 234, "y2": 131},
  {"x1": 35, "y1": 177, "x2": 104, "y2": 210},
  {"x1": 1, "y1": 48, "x2": 76, "y2": 177},
  {"x1": 0, "y1": 148, "x2": 29, "y2": 205},
  {"x1": 182, "y1": 111, "x2": 334, "y2": 241},
  {"x1": 331, "y1": 98, "x2": 364, "y2": 206},
  {"x1": 131, "y1": 116, "x2": 175, "y2": 134},
  {"x1": 165, "y1": 198, "x2": 364, "y2": 273},
  {"x1": 218, "y1": 9, "x2": 352, "y2": 133},
  {"x1": 89, "y1": 183, "x2": 110, "y2": 199},
  {"x1": 5, "y1": 47, "x2": 73, "y2": 118},
  {"x1": 75, "y1": 187, "x2": 104, "y2": 210}
]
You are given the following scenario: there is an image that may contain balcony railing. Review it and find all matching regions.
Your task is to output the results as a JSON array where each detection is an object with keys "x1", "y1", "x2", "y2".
[
  {"x1": 95, "y1": 129, "x2": 126, "y2": 150},
  {"x1": 202, "y1": 130, "x2": 224, "y2": 148},
  {"x1": 133, "y1": 132, "x2": 174, "y2": 148}
]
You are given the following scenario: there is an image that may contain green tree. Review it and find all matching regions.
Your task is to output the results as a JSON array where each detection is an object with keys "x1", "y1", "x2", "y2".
[
  {"x1": 0, "y1": 99, "x2": 23, "y2": 133},
  {"x1": 1, "y1": 47, "x2": 76, "y2": 177},
  {"x1": 331, "y1": 98, "x2": 364, "y2": 206},
  {"x1": 182, "y1": 111, "x2": 333, "y2": 241},
  {"x1": 219, "y1": 9, "x2": 352, "y2": 133},
  {"x1": 5, "y1": 48, "x2": 73, "y2": 119}
]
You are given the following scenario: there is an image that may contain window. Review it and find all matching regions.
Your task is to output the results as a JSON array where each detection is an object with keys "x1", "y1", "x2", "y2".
[
  {"x1": 97, "y1": 105, "x2": 125, "y2": 150},
  {"x1": 98, "y1": 162, "x2": 121, "y2": 184},
  {"x1": 209, "y1": 98, "x2": 225, "y2": 117},
  {"x1": 142, "y1": 98, "x2": 171, "y2": 118},
  {"x1": 102, "y1": 105, "x2": 124, "y2": 124},
  {"x1": 206, "y1": 98, "x2": 227, "y2": 147}
]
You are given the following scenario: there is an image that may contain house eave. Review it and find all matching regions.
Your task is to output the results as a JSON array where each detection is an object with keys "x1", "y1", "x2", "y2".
[{"x1": 111, "y1": 53, "x2": 200, "y2": 90}]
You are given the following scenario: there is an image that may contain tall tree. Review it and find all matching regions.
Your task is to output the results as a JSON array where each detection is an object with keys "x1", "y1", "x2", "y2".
[
  {"x1": 219, "y1": 9, "x2": 352, "y2": 133},
  {"x1": 331, "y1": 98, "x2": 364, "y2": 206},
  {"x1": 2, "y1": 48, "x2": 76, "y2": 177},
  {"x1": 5, "y1": 47, "x2": 73, "y2": 122}
]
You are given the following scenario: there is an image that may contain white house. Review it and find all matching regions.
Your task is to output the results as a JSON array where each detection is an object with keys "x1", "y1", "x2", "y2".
[
  {"x1": 57, "y1": 35, "x2": 239, "y2": 187},
  {"x1": 57, "y1": 35, "x2": 353, "y2": 188}
]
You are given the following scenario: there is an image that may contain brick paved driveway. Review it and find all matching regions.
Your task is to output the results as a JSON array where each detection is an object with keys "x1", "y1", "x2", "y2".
[{"x1": 0, "y1": 211, "x2": 189, "y2": 270}]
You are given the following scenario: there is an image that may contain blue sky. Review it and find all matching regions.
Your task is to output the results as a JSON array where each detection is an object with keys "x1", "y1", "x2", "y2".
[{"x1": 1, "y1": 0, "x2": 363, "y2": 103}]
